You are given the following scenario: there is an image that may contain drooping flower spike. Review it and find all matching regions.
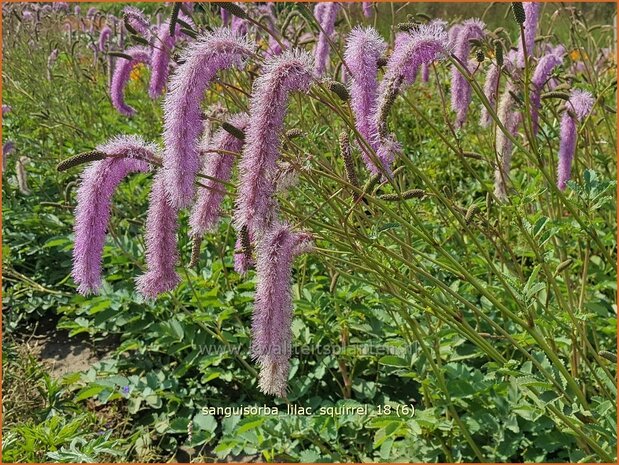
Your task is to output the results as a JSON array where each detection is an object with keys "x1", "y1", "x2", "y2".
[
  {"x1": 162, "y1": 28, "x2": 254, "y2": 210},
  {"x1": 494, "y1": 80, "x2": 522, "y2": 201},
  {"x1": 252, "y1": 222, "x2": 314, "y2": 396},
  {"x1": 234, "y1": 49, "x2": 315, "y2": 235},
  {"x1": 313, "y1": 2, "x2": 340, "y2": 75},
  {"x1": 72, "y1": 136, "x2": 156, "y2": 295},
  {"x1": 374, "y1": 21, "x2": 449, "y2": 173},
  {"x1": 450, "y1": 18, "x2": 485, "y2": 128},
  {"x1": 480, "y1": 62, "x2": 500, "y2": 127},
  {"x1": 149, "y1": 13, "x2": 195, "y2": 99},
  {"x1": 517, "y1": 2, "x2": 542, "y2": 68},
  {"x1": 189, "y1": 113, "x2": 249, "y2": 238},
  {"x1": 98, "y1": 25, "x2": 112, "y2": 51},
  {"x1": 123, "y1": 6, "x2": 151, "y2": 38},
  {"x1": 344, "y1": 26, "x2": 387, "y2": 173},
  {"x1": 557, "y1": 89, "x2": 594, "y2": 190},
  {"x1": 110, "y1": 46, "x2": 151, "y2": 117},
  {"x1": 530, "y1": 45, "x2": 565, "y2": 134},
  {"x1": 135, "y1": 172, "x2": 181, "y2": 298}
]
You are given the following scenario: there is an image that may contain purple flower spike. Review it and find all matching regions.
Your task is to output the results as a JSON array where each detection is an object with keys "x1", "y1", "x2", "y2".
[
  {"x1": 123, "y1": 6, "x2": 151, "y2": 38},
  {"x1": 110, "y1": 46, "x2": 151, "y2": 117},
  {"x1": 494, "y1": 82, "x2": 522, "y2": 201},
  {"x1": 252, "y1": 223, "x2": 314, "y2": 396},
  {"x1": 98, "y1": 25, "x2": 112, "y2": 52},
  {"x1": 2, "y1": 105, "x2": 11, "y2": 116},
  {"x1": 135, "y1": 172, "x2": 181, "y2": 298},
  {"x1": 518, "y1": 2, "x2": 542, "y2": 68},
  {"x1": 162, "y1": 28, "x2": 254, "y2": 210},
  {"x1": 189, "y1": 113, "x2": 249, "y2": 238},
  {"x1": 344, "y1": 26, "x2": 387, "y2": 173},
  {"x1": 362, "y1": 3, "x2": 373, "y2": 18},
  {"x1": 557, "y1": 89, "x2": 594, "y2": 190},
  {"x1": 149, "y1": 14, "x2": 194, "y2": 99},
  {"x1": 313, "y1": 2, "x2": 340, "y2": 75},
  {"x1": 530, "y1": 45, "x2": 565, "y2": 134},
  {"x1": 480, "y1": 62, "x2": 500, "y2": 127},
  {"x1": 72, "y1": 136, "x2": 156, "y2": 295},
  {"x1": 450, "y1": 19, "x2": 485, "y2": 128},
  {"x1": 234, "y1": 50, "x2": 315, "y2": 235}
]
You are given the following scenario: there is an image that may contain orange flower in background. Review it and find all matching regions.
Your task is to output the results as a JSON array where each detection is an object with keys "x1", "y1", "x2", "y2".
[
  {"x1": 569, "y1": 49, "x2": 588, "y2": 61},
  {"x1": 130, "y1": 63, "x2": 145, "y2": 82}
]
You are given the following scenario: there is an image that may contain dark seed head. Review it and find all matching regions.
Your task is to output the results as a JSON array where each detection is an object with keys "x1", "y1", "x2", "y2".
[
  {"x1": 511, "y1": 3, "x2": 526, "y2": 25},
  {"x1": 476, "y1": 50, "x2": 485, "y2": 63},
  {"x1": 213, "y1": 2, "x2": 247, "y2": 20},
  {"x1": 57, "y1": 151, "x2": 107, "y2": 172},
  {"x1": 222, "y1": 122, "x2": 245, "y2": 141},
  {"x1": 494, "y1": 40, "x2": 504, "y2": 67},
  {"x1": 327, "y1": 80, "x2": 350, "y2": 102},
  {"x1": 285, "y1": 128, "x2": 304, "y2": 139}
]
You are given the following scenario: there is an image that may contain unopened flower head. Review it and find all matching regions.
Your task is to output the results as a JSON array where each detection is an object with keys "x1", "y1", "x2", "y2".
[
  {"x1": 162, "y1": 28, "x2": 254, "y2": 210},
  {"x1": 110, "y1": 46, "x2": 151, "y2": 117},
  {"x1": 234, "y1": 49, "x2": 315, "y2": 235},
  {"x1": 72, "y1": 135, "x2": 156, "y2": 295}
]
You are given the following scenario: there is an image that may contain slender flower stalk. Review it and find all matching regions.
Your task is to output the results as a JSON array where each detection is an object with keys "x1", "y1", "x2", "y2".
[
  {"x1": 313, "y1": 2, "x2": 340, "y2": 75},
  {"x1": 234, "y1": 50, "x2": 315, "y2": 235},
  {"x1": 72, "y1": 136, "x2": 155, "y2": 295},
  {"x1": 110, "y1": 46, "x2": 151, "y2": 117},
  {"x1": 517, "y1": 2, "x2": 541, "y2": 68},
  {"x1": 252, "y1": 222, "x2": 314, "y2": 396},
  {"x1": 98, "y1": 25, "x2": 112, "y2": 51},
  {"x1": 162, "y1": 28, "x2": 254, "y2": 209},
  {"x1": 135, "y1": 172, "x2": 181, "y2": 298},
  {"x1": 344, "y1": 26, "x2": 387, "y2": 173},
  {"x1": 530, "y1": 45, "x2": 565, "y2": 134},
  {"x1": 374, "y1": 21, "x2": 449, "y2": 174},
  {"x1": 494, "y1": 81, "x2": 521, "y2": 201},
  {"x1": 189, "y1": 113, "x2": 249, "y2": 238},
  {"x1": 450, "y1": 19, "x2": 485, "y2": 128},
  {"x1": 557, "y1": 89, "x2": 594, "y2": 190},
  {"x1": 149, "y1": 14, "x2": 194, "y2": 99}
]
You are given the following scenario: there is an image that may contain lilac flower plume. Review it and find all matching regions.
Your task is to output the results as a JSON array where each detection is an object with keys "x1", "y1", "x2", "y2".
[
  {"x1": 344, "y1": 26, "x2": 387, "y2": 173},
  {"x1": 517, "y1": 2, "x2": 542, "y2": 68},
  {"x1": 2, "y1": 105, "x2": 11, "y2": 116},
  {"x1": 313, "y1": 2, "x2": 340, "y2": 75},
  {"x1": 362, "y1": 3, "x2": 373, "y2": 18},
  {"x1": 110, "y1": 46, "x2": 151, "y2": 117},
  {"x1": 494, "y1": 81, "x2": 521, "y2": 201},
  {"x1": 162, "y1": 28, "x2": 254, "y2": 210},
  {"x1": 135, "y1": 172, "x2": 180, "y2": 298},
  {"x1": 530, "y1": 45, "x2": 565, "y2": 134},
  {"x1": 252, "y1": 223, "x2": 314, "y2": 396},
  {"x1": 557, "y1": 89, "x2": 594, "y2": 190},
  {"x1": 123, "y1": 6, "x2": 151, "y2": 38},
  {"x1": 480, "y1": 62, "x2": 500, "y2": 127},
  {"x1": 234, "y1": 50, "x2": 315, "y2": 235},
  {"x1": 98, "y1": 25, "x2": 112, "y2": 52},
  {"x1": 450, "y1": 19, "x2": 485, "y2": 128},
  {"x1": 189, "y1": 113, "x2": 249, "y2": 238},
  {"x1": 149, "y1": 14, "x2": 194, "y2": 99},
  {"x1": 72, "y1": 136, "x2": 155, "y2": 295},
  {"x1": 373, "y1": 21, "x2": 449, "y2": 173}
]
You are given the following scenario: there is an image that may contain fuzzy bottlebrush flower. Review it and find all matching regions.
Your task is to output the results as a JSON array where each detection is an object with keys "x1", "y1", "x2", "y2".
[
  {"x1": 450, "y1": 19, "x2": 485, "y2": 128},
  {"x1": 110, "y1": 46, "x2": 151, "y2": 117},
  {"x1": 530, "y1": 45, "x2": 565, "y2": 134},
  {"x1": 362, "y1": 3, "x2": 373, "y2": 18},
  {"x1": 557, "y1": 89, "x2": 594, "y2": 190},
  {"x1": 135, "y1": 172, "x2": 181, "y2": 298},
  {"x1": 373, "y1": 21, "x2": 449, "y2": 173},
  {"x1": 47, "y1": 48, "x2": 59, "y2": 81},
  {"x1": 480, "y1": 62, "x2": 500, "y2": 127},
  {"x1": 344, "y1": 26, "x2": 387, "y2": 173},
  {"x1": 3, "y1": 104, "x2": 11, "y2": 116},
  {"x1": 123, "y1": 6, "x2": 150, "y2": 38},
  {"x1": 2, "y1": 141, "x2": 15, "y2": 173},
  {"x1": 313, "y1": 2, "x2": 340, "y2": 75},
  {"x1": 74, "y1": 5, "x2": 81, "y2": 16},
  {"x1": 98, "y1": 25, "x2": 112, "y2": 52},
  {"x1": 494, "y1": 81, "x2": 522, "y2": 201},
  {"x1": 72, "y1": 136, "x2": 156, "y2": 295},
  {"x1": 252, "y1": 223, "x2": 314, "y2": 396},
  {"x1": 149, "y1": 14, "x2": 194, "y2": 99},
  {"x1": 233, "y1": 50, "x2": 315, "y2": 235},
  {"x1": 189, "y1": 113, "x2": 249, "y2": 238},
  {"x1": 87, "y1": 7, "x2": 98, "y2": 18},
  {"x1": 162, "y1": 28, "x2": 254, "y2": 210},
  {"x1": 16, "y1": 156, "x2": 31, "y2": 195},
  {"x1": 517, "y1": 2, "x2": 541, "y2": 68}
]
